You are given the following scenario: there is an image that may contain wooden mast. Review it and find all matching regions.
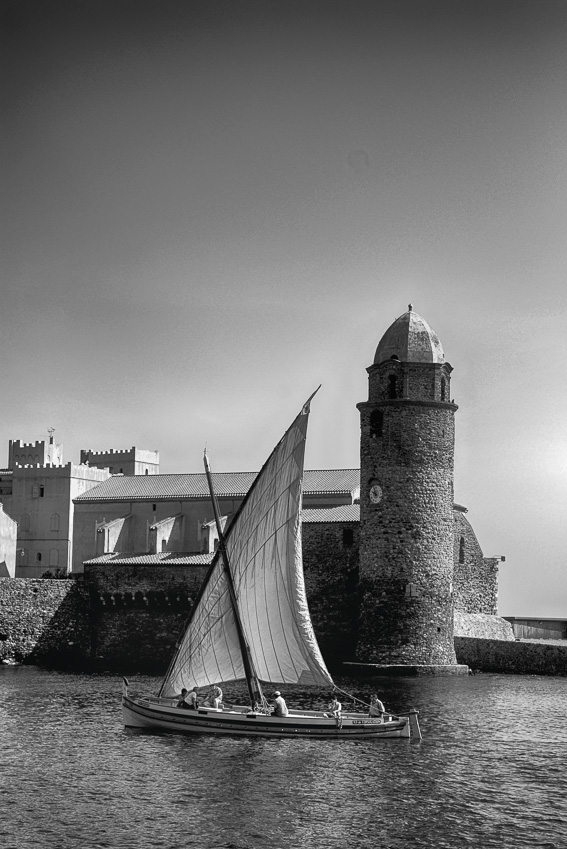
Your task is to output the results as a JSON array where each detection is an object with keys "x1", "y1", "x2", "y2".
[{"x1": 203, "y1": 450, "x2": 265, "y2": 709}]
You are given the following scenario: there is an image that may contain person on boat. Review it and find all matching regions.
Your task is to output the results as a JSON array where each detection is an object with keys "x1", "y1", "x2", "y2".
[
  {"x1": 369, "y1": 694, "x2": 386, "y2": 720},
  {"x1": 205, "y1": 684, "x2": 223, "y2": 709},
  {"x1": 176, "y1": 687, "x2": 199, "y2": 710},
  {"x1": 272, "y1": 691, "x2": 289, "y2": 717},
  {"x1": 327, "y1": 696, "x2": 342, "y2": 717}
]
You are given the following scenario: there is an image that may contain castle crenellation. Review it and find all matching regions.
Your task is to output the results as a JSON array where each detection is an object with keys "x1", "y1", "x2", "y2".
[{"x1": 81, "y1": 447, "x2": 137, "y2": 456}]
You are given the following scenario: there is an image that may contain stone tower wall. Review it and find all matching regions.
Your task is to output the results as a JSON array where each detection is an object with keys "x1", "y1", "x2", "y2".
[{"x1": 357, "y1": 353, "x2": 458, "y2": 666}]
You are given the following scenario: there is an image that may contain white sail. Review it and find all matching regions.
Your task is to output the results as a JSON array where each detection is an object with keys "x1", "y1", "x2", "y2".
[{"x1": 160, "y1": 400, "x2": 333, "y2": 697}]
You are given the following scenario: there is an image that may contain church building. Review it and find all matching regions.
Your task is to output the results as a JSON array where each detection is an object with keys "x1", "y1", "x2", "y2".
[{"x1": 71, "y1": 306, "x2": 505, "y2": 668}]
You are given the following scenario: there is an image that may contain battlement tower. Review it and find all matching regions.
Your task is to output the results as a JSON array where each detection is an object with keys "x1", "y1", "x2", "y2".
[{"x1": 357, "y1": 305, "x2": 459, "y2": 667}]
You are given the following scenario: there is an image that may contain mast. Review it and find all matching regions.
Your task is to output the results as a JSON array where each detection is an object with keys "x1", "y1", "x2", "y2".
[{"x1": 203, "y1": 450, "x2": 265, "y2": 708}]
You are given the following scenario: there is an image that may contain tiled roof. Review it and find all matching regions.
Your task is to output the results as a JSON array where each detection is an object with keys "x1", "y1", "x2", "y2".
[
  {"x1": 84, "y1": 552, "x2": 214, "y2": 566},
  {"x1": 302, "y1": 504, "x2": 360, "y2": 524},
  {"x1": 74, "y1": 469, "x2": 360, "y2": 503}
]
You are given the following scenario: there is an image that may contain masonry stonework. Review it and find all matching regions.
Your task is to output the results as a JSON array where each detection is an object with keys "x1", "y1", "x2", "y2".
[
  {"x1": 84, "y1": 564, "x2": 208, "y2": 671},
  {"x1": 357, "y1": 308, "x2": 459, "y2": 667},
  {"x1": 301, "y1": 521, "x2": 359, "y2": 665},
  {"x1": 453, "y1": 511, "x2": 499, "y2": 615},
  {"x1": 0, "y1": 578, "x2": 90, "y2": 665}
]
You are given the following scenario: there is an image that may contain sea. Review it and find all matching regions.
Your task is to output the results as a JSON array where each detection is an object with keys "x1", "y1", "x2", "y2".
[{"x1": 1, "y1": 666, "x2": 566, "y2": 849}]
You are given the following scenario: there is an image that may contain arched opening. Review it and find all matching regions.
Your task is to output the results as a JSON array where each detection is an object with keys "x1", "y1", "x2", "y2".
[
  {"x1": 387, "y1": 374, "x2": 398, "y2": 399},
  {"x1": 459, "y1": 536, "x2": 465, "y2": 564},
  {"x1": 369, "y1": 410, "x2": 383, "y2": 438}
]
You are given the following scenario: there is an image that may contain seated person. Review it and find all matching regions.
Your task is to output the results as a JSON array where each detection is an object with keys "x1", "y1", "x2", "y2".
[
  {"x1": 204, "y1": 684, "x2": 223, "y2": 709},
  {"x1": 176, "y1": 686, "x2": 198, "y2": 710},
  {"x1": 272, "y1": 691, "x2": 289, "y2": 717},
  {"x1": 327, "y1": 696, "x2": 342, "y2": 717}
]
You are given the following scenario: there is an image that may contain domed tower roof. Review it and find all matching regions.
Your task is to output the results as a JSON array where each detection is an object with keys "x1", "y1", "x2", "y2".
[{"x1": 374, "y1": 304, "x2": 445, "y2": 364}]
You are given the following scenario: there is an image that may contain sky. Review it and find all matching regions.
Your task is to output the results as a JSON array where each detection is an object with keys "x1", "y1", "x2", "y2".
[{"x1": 2, "y1": 0, "x2": 567, "y2": 617}]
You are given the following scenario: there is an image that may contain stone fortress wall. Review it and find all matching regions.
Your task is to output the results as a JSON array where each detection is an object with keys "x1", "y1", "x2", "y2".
[{"x1": 1, "y1": 306, "x2": 559, "y2": 676}]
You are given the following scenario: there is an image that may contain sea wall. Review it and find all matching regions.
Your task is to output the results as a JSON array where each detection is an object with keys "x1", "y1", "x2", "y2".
[
  {"x1": 302, "y1": 521, "x2": 359, "y2": 664},
  {"x1": 84, "y1": 564, "x2": 208, "y2": 671},
  {"x1": 455, "y1": 636, "x2": 567, "y2": 676},
  {"x1": 2, "y1": 570, "x2": 565, "y2": 678},
  {"x1": 0, "y1": 578, "x2": 90, "y2": 665}
]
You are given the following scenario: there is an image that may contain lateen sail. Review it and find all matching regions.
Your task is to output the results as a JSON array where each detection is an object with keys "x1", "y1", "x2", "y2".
[{"x1": 160, "y1": 398, "x2": 333, "y2": 697}]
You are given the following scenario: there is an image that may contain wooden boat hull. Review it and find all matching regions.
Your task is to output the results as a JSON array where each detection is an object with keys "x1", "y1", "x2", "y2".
[{"x1": 122, "y1": 695, "x2": 420, "y2": 739}]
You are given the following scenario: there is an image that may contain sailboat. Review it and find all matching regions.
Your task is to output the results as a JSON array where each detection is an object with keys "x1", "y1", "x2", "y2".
[{"x1": 122, "y1": 393, "x2": 421, "y2": 740}]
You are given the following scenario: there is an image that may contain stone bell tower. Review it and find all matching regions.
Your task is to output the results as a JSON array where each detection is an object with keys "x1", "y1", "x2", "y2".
[{"x1": 357, "y1": 305, "x2": 460, "y2": 669}]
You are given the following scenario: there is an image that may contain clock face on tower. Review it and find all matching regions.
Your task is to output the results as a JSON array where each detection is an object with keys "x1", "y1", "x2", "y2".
[{"x1": 369, "y1": 484, "x2": 383, "y2": 504}]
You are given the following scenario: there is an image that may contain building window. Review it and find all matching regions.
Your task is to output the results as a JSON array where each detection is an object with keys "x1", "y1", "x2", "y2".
[
  {"x1": 152, "y1": 504, "x2": 156, "y2": 511},
  {"x1": 145, "y1": 469, "x2": 149, "y2": 475},
  {"x1": 387, "y1": 374, "x2": 398, "y2": 399},
  {"x1": 459, "y1": 536, "x2": 465, "y2": 564},
  {"x1": 39, "y1": 486, "x2": 44, "y2": 497},
  {"x1": 50, "y1": 513, "x2": 60, "y2": 531},
  {"x1": 441, "y1": 377, "x2": 446, "y2": 402},
  {"x1": 369, "y1": 410, "x2": 383, "y2": 438},
  {"x1": 342, "y1": 528, "x2": 354, "y2": 547},
  {"x1": 36, "y1": 552, "x2": 42, "y2": 562}
]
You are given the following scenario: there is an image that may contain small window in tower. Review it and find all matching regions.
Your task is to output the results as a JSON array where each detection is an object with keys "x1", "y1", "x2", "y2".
[
  {"x1": 39, "y1": 486, "x2": 45, "y2": 497},
  {"x1": 459, "y1": 536, "x2": 465, "y2": 564},
  {"x1": 36, "y1": 552, "x2": 42, "y2": 562},
  {"x1": 152, "y1": 504, "x2": 157, "y2": 512},
  {"x1": 342, "y1": 528, "x2": 354, "y2": 547},
  {"x1": 387, "y1": 374, "x2": 398, "y2": 399},
  {"x1": 441, "y1": 377, "x2": 446, "y2": 402},
  {"x1": 145, "y1": 469, "x2": 149, "y2": 475},
  {"x1": 369, "y1": 410, "x2": 383, "y2": 438}
]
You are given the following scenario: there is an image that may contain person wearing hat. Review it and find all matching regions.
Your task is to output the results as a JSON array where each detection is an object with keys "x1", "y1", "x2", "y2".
[{"x1": 272, "y1": 691, "x2": 289, "y2": 717}]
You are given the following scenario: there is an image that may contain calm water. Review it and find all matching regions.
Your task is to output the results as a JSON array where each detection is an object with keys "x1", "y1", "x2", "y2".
[{"x1": 1, "y1": 667, "x2": 566, "y2": 849}]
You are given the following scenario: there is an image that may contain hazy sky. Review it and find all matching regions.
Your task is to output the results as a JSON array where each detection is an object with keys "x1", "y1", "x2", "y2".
[{"x1": 3, "y1": 0, "x2": 567, "y2": 617}]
